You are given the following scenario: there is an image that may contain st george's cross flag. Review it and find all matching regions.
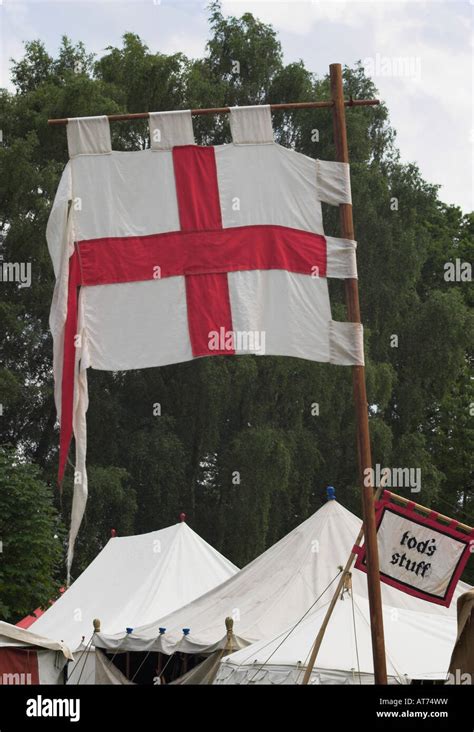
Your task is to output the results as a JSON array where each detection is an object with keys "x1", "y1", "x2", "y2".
[{"x1": 47, "y1": 106, "x2": 364, "y2": 572}]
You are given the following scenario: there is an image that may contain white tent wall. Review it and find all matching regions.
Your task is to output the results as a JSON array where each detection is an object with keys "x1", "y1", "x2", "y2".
[
  {"x1": 215, "y1": 593, "x2": 456, "y2": 685},
  {"x1": 95, "y1": 650, "x2": 134, "y2": 685},
  {"x1": 37, "y1": 650, "x2": 69, "y2": 685},
  {"x1": 95, "y1": 499, "x2": 469, "y2": 657}
]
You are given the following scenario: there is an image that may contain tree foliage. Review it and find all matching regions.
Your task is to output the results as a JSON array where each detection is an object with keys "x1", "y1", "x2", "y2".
[{"x1": 0, "y1": 447, "x2": 64, "y2": 621}]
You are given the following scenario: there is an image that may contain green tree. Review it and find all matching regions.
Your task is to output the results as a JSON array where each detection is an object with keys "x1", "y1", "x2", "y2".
[{"x1": 0, "y1": 447, "x2": 64, "y2": 622}]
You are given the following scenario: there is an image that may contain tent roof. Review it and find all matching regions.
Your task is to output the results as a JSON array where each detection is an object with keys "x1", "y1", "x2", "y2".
[
  {"x1": 30, "y1": 521, "x2": 238, "y2": 651},
  {"x1": 95, "y1": 499, "x2": 470, "y2": 655},
  {"x1": 216, "y1": 592, "x2": 456, "y2": 684},
  {"x1": 0, "y1": 621, "x2": 73, "y2": 660}
]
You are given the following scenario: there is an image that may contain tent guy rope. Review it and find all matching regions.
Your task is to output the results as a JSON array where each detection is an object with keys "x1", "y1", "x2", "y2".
[{"x1": 245, "y1": 568, "x2": 343, "y2": 683}]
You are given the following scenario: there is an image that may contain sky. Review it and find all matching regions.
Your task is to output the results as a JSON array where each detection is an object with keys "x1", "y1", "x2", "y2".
[{"x1": 0, "y1": 0, "x2": 472, "y2": 212}]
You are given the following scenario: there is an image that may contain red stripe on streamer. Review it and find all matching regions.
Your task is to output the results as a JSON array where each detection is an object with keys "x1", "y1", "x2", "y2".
[
  {"x1": 172, "y1": 145, "x2": 232, "y2": 356},
  {"x1": 58, "y1": 249, "x2": 81, "y2": 485}
]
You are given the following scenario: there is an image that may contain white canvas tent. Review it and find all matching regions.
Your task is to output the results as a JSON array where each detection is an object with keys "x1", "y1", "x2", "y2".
[
  {"x1": 29, "y1": 520, "x2": 238, "y2": 682},
  {"x1": 95, "y1": 498, "x2": 469, "y2": 659},
  {"x1": 0, "y1": 621, "x2": 73, "y2": 685},
  {"x1": 215, "y1": 593, "x2": 456, "y2": 685}
]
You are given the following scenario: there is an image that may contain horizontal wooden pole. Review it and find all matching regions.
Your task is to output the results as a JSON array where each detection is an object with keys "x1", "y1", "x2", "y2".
[
  {"x1": 47, "y1": 98, "x2": 379, "y2": 126},
  {"x1": 384, "y1": 491, "x2": 473, "y2": 534}
]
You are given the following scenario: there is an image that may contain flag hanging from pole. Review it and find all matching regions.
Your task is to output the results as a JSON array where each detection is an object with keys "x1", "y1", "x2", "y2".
[
  {"x1": 354, "y1": 491, "x2": 474, "y2": 607},
  {"x1": 46, "y1": 106, "x2": 364, "y2": 575}
]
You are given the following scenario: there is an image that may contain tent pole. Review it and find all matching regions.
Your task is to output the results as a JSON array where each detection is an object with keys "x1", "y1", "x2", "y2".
[
  {"x1": 301, "y1": 485, "x2": 384, "y2": 684},
  {"x1": 328, "y1": 62, "x2": 387, "y2": 684}
]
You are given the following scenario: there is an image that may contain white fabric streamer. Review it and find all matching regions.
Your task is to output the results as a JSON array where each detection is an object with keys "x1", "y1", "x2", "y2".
[
  {"x1": 149, "y1": 110, "x2": 195, "y2": 150},
  {"x1": 67, "y1": 116, "x2": 112, "y2": 158},
  {"x1": 229, "y1": 105, "x2": 274, "y2": 144}
]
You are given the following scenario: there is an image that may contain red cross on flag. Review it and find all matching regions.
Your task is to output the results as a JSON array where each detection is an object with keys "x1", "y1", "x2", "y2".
[{"x1": 47, "y1": 106, "x2": 364, "y2": 573}]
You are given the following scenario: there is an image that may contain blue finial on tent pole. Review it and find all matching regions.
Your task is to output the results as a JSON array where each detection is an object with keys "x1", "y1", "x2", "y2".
[
  {"x1": 159, "y1": 627, "x2": 166, "y2": 635},
  {"x1": 126, "y1": 627, "x2": 133, "y2": 634},
  {"x1": 182, "y1": 628, "x2": 190, "y2": 636},
  {"x1": 326, "y1": 486, "x2": 336, "y2": 501}
]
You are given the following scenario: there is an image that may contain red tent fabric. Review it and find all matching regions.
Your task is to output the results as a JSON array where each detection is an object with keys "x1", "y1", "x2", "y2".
[
  {"x1": 0, "y1": 648, "x2": 39, "y2": 683},
  {"x1": 16, "y1": 609, "x2": 44, "y2": 629},
  {"x1": 16, "y1": 588, "x2": 65, "y2": 629}
]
